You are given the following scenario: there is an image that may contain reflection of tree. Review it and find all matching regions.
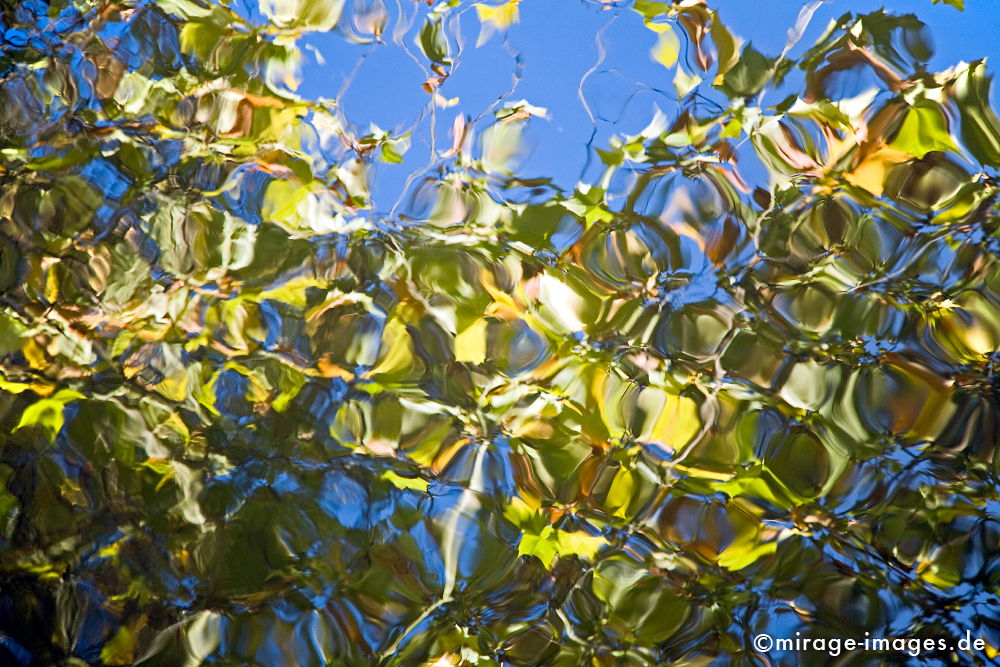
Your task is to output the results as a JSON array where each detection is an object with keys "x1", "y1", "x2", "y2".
[{"x1": 0, "y1": 0, "x2": 998, "y2": 664}]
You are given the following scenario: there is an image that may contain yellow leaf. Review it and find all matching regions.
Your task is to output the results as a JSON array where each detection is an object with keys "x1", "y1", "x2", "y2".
[
  {"x1": 153, "y1": 465, "x2": 175, "y2": 492},
  {"x1": 45, "y1": 265, "x2": 59, "y2": 303},
  {"x1": 382, "y1": 470, "x2": 429, "y2": 492},
  {"x1": 258, "y1": 277, "x2": 327, "y2": 309},
  {"x1": 261, "y1": 179, "x2": 309, "y2": 227},
  {"x1": 607, "y1": 467, "x2": 635, "y2": 518},
  {"x1": 317, "y1": 357, "x2": 356, "y2": 381},
  {"x1": 0, "y1": 376, "x2": 54, "y2": 397},
  {"x1": 645, "y1": 391, "x2": 700, "y2": 449},
  {"x1": 650, "y1": 25, "x2": 680, "y2": 69},
  {"x1": 514, "y1": 419, "x2": 554, "y2": 439},
  {"x1": 246, "y1": 372, "x2": 271, "y2": 403},
  {"x1": 161, "y1": 412, "x2": 191, "y2": 443},
  {"x1": 475, "y1": 0, "x2": 520, "y2": 30},
  {"x1": 475, "y1": 0, "x2": 520, "y2": 45},
  {"x1": 844, "y1": 144, "x2": 910, "y2": 196},
  {"x1": 644, "y1": 18, "x2": 674, "y2": 34},
  {"x1": 454, "y1": 318, "x2": 487, "y2": 364},
  {"x1": 717, "y1": 540, "x2": 777, "y2": 570},
  {"x1": 559, "y1": 530, "x2": 605, "y2": 561},
  {"x1": 100, "y1": 615, "x2": 147, "y2": 664},
  {"x1": 155, "y1": 372, "x2": 189, "y2": 402},
  {"x1": 22, "y1": 338, "x2": 47, "y2": 370},
  {"x1": 368, "y1": 317, "x2": 416, "y2": 378},
  {"x1": 519, "y1": 525, "x2": 606, "y2": 568},
  {"x1": 917, "y1": 559, "x2": 960, "y2": 588},
  {"x1": 503, "y1": 496, "x2": 536, "y2": 527}
]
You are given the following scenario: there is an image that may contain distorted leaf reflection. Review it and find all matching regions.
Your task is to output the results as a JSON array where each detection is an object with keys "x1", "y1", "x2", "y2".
[{"x1": 1, "y1": 0, "x2": 999, "y2": 665}]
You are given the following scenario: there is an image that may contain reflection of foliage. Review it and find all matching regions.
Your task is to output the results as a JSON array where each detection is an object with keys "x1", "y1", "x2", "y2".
[{"x1": 1, "y1": 0, "x2": 999, "y2": 664}]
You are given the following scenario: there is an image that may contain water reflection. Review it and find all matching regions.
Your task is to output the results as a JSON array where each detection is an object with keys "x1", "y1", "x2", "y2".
[{"x1": 1, "y1": 0, "x2": 1000, "y2": 665}]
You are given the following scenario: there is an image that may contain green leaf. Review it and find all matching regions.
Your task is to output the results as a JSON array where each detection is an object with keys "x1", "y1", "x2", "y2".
[
  {"x1": 592, "y1": 557, "x2": 646, "y2": 609},
  {"x1": 100, "y1": 616, "x2": 146, "y2": 664},
  {"x1": 632, "y1": 0, "x2": 670, "y2": 20},
  {"x1": 0, "y1": 235, "x2": 22, "y2": 294},
  {"x1": 562, "y1": 186, "x2": 613, "y2": 225},
  {"x1": 953, "y1": 61, "x2": 1000, "y2": 166},
  {"x1": 719, "y1": 44, "x2": 775, "y2": 97},
  {"x1": 518, "y1": 525, "x2": 559, "y2": 565},
  {"x1": 889, "y1": 100, "x2": 959, "y2": 158},
  {"x1": 518, "y1": 525, "x2": 605, "y2": 568},
  {"x1": 259, "y1": 0, "x2": 345, "y2": 31},
  {"x1": 710, "y1": 12, "x2": 742, "y2": 79},
  {"x1": 418, "y1": 15, "x2": 451, "y2": 65},
  {"x1": 717, "y1": 539, "x2": 777, "y2": 571},
  {"x1": 15, "y1": 389, "x2": 86, "y2": 440},
  {"x1": 674, "y1": 67, "x2": 702, "y2": 98}
]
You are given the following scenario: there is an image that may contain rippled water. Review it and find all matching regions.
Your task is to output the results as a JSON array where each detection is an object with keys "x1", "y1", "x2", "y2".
[{"x1": 1, "y1": 0, "x2": 999, "y2": 665}]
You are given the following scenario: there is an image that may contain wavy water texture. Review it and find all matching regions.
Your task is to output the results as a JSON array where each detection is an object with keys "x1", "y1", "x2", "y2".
[{"x1": 0, "y1": 0, "x2": 999, "y2": 665}]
